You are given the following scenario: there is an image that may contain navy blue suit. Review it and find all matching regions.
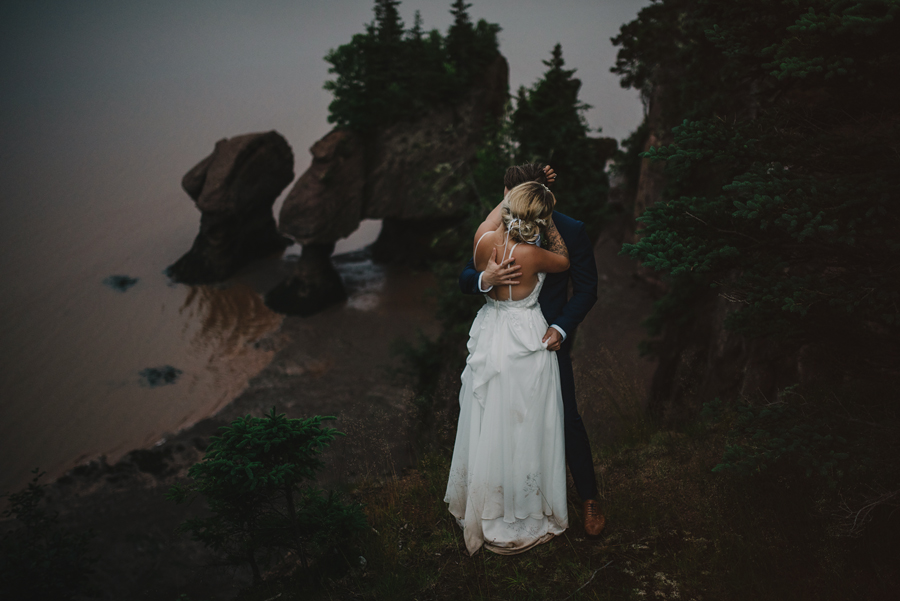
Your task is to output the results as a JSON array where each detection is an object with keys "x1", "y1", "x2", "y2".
[{"x1": 459, "y1": 210, "x2": 599, "y2": 501}]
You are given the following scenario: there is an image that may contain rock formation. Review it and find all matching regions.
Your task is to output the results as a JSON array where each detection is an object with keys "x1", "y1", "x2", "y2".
[
  {"x1": 167, "y1": 131, "x2": 294, "y2": 284},
  {"x1": 264, "y1": 243, "x2": 347, "y2": 317},
  {"x1": 269, "y1": 54, "x2": 509, "y2": 315}
]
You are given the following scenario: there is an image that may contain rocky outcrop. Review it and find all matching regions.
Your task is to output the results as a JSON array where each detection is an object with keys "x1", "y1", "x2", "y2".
[
  {"x1": 277, "y1": 129, "x2": 367, "y2": 246},
  {"x1": 647, "y1": 286, "x2": 803, "y2": 422},
  {"x1": 364, "y1": 55, "x2": 508, "y2": 227},
  {"x1": 264, "y1": 243, "x2": 347, "y2": 317},
  {"x1": 270, "y1": 54, "x2": 509, "y2": 313},
  {"x1": 167, "y1": 131, "x2": 294, "y2": 284}
]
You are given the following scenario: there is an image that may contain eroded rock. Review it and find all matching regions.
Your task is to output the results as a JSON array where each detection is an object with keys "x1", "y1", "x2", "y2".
[
  {"x1": 278, "y1": 129, "x2": 366, "y2": 246},
  {"x1": 167, "y1": 131, "x2": 295, "y2": 284},
  {"x1": 264, "y1": 244, "x2": 347, "y2": 316},
  {"x1": 270, "y1": 55, "x2": 509, "y2": 313}
]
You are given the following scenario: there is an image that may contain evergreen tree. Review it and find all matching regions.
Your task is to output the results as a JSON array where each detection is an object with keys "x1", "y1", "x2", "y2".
[
  {"x1": 408, "y1": 9, "x2": 424, "y2": 41},
  {"x1": 614, "y1": 0, "x2": 900, "y2": 370},
  {"x1": 513, "y1": 44, "x2": 609, "y2": 238},
  {"x1": 371, "y1": 0, "x2": 404, "y2": 44},
  {"x1": 167, "y1": 409, "x2": 366, "y2": 584},
  {"x1": 324, "y1": 0, "x2": 501, "y2": 133},
  {"x1": 446, "y1": 0, "x2": 475, "y2": 76}
]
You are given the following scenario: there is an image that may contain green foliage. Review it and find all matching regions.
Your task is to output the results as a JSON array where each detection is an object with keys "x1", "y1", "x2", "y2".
[
  {"x1": 0, "y1": 469, "x2": 97, "y2": 600},
  {"x1": 324, "y1": 0, "x2": 501, "y2": 133},
  {"x1": 611, "y1": 0, "x2": 742, "y2": 125},
  {"x1": 513, "y1": 43, "x2": 610, "y2": 239},
  {"x1": 167, "y1": 409, "x2": 366, "y2": 584},
  {"x1": 705, "y1": 393, "x2": 852, "y2": 488},
  {"x1": 614, "y1": 0, "x2": 900, "y2": 364}
]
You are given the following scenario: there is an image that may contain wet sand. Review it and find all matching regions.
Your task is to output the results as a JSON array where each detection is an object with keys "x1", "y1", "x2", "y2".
[{"x1": 30, "y1": 254, "x2": 439, "y2": 600}]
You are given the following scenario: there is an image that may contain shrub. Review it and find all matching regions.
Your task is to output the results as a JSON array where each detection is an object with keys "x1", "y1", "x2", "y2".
[
  {"x1": 167, "y1": 409, "x2": 366, "y2": 585},
  {"x1": 0, "y1": 469, "x2": 97, "y2": 600},
  {"x1": 704, "y1": 391, "x2": 852, "y2": 489}
]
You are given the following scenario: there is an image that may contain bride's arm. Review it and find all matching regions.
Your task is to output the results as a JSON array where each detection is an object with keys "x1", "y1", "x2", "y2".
[
  {"x1": 472, "y1": 199, "x2": 506, "y2": 249},
  {"x1": 532, "y1": 245, "x2": 570, "y2": 273},
  {"x1": 482, "y1": 198, "x2": 507, "y2": 231}
]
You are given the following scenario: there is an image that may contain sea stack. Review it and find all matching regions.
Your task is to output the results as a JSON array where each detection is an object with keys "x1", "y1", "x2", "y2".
[
  {"x1": 167, "y1": 131, "x2": 295, "y2": 284},
  {"x1": 270, "y1": 54, "x2": 510, "y2": 315}
]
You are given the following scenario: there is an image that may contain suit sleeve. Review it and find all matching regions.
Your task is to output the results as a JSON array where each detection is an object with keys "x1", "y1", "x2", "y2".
[
  {"x1": 552, "y1": 223, "x2": 598, "y2": 336},
  {"x1": 459, "y1": 256, "x2": 483, "y2": 296}
]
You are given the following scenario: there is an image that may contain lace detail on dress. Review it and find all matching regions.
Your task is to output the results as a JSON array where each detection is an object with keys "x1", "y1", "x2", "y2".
[{"x1": 483, "y1": 272, "x2": 546, "y2": 310}]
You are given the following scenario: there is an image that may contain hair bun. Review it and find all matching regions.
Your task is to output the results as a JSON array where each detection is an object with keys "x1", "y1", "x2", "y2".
[{"x1": 500, "y1": 184, "x2": 555, "y2": 245}]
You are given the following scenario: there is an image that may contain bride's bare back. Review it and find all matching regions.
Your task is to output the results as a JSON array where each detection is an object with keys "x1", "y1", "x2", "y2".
[{"x1": 474, "y1": 227, "x2": 569, "y2": 301}]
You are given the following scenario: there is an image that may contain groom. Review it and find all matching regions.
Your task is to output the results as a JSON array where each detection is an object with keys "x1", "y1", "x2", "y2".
[{"x1": 458, "y1": 164, "x2": 605, "y2": 536}]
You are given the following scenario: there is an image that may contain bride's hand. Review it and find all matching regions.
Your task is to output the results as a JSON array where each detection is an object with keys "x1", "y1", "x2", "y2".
[{"x1": 482, "y1": 248, "x2": 522, "y2": 288}]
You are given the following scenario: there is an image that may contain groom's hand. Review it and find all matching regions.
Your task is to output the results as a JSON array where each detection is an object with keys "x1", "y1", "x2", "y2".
[
  {"x1": 482, "y1": 248, "x2": 522, "y2": 288},
  {"x1": 542, "y1": 328, "x2": 563, "y2": 352},
  {"x1": 543, "y1": 165, "x2": 558, "y2": 186}
]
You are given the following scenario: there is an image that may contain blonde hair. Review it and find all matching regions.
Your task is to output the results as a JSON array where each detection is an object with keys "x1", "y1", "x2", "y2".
[{"x1": 500, "y1": 181, "x2": 555, "y2": 244}]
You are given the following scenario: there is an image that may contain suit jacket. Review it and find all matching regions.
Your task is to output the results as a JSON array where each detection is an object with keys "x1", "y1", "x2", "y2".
[{"x1": 459, "y1": 210, "x2": 598, "y2": 342}]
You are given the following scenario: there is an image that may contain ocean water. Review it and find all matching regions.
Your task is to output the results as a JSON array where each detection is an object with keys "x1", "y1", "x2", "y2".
[{"x1": 0, "y1": 0, "x2": 647, "y2": 494}]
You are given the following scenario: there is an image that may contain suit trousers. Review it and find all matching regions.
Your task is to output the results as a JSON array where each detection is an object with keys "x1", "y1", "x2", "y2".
[{"x1": 556, "y1": 344, "x2": 598, "y2": 502}]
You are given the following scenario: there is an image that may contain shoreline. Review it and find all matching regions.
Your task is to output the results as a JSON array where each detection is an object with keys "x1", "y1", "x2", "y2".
[
  {"x1": 14, "y1": 218, "x2": 659, "y2": 599},
  {"x1": 48, "y1": 249, "x2": 438, "y2": 489},
  {"x1": 16, "y1": 258, "x2": 439, "y2": 600}
]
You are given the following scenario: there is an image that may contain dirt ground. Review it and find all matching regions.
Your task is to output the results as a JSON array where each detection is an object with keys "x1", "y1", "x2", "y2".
[{"x1": 573, "y1": 213, "x2": 659, "y2": 448}]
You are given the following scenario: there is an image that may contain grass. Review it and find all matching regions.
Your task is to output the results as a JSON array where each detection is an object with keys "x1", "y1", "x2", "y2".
[
  {"x1": 220, "y1": 344, "x2": 900, "y2": 601},
  {"x1": 227, "y1": 390, "x2": 899, "y2": 600}
]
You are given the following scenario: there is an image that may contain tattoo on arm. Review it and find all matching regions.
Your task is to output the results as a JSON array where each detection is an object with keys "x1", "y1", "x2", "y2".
[{"x1": 545, "y1": 220, "x2": 568, "y2": 259}]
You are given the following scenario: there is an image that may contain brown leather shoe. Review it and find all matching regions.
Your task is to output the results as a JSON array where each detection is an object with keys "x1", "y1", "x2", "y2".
[{"x1": 583, "y1": 499, "x2": 606, "y2": 537}]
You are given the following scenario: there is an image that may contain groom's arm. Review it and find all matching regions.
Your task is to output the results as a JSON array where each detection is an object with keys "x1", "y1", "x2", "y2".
[
  {"x1": 552, "y1": 222, "x2": 598, "y2": 336},
  {"x1": 459, "y1": 250, "x2": 523, "y2": 295},
  {"x1": 459, "y1": 257, "x2": 484, "y2": 295}
]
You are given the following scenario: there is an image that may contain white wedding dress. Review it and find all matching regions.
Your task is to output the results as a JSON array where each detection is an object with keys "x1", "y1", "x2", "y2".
[{"x1": 445, "y1": 243, "x2": 568, "y2": 555}]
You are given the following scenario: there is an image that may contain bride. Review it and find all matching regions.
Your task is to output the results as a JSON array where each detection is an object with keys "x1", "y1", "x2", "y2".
[{"x1": 445, "y1": 180, "x2": 570, "y2": 555}]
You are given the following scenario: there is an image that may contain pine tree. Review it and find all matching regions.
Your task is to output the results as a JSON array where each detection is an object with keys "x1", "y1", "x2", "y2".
[
  {"x1": 324, "y1": 0, "x2": 500, "y2": 132},
  {"x1": 446, "y1": 0, "x2": 475, "y2": 71},
  {"x1": 167, "y1": 409, "x2": 366, "y2": 583},
  {"x1": 408, "y1": 9, "x2": 424, "y2": 41},
  {"x1": 0, "y1": 470, "x2": 97, "y2": 599},
  {"x1": 513, "y1": 44, "x2": 609, "y2": 238},
  {"x1": 372, "y1": 0, "x2": 404, "y2": 44},
  {"x1": 614, "y1": 0, "x2": 900, "y2": 370}
]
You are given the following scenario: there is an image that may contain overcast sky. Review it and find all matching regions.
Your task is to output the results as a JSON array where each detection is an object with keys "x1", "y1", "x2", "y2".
[{"x1": 0, "y1": 1, "x2": 650, "y2": 164}]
